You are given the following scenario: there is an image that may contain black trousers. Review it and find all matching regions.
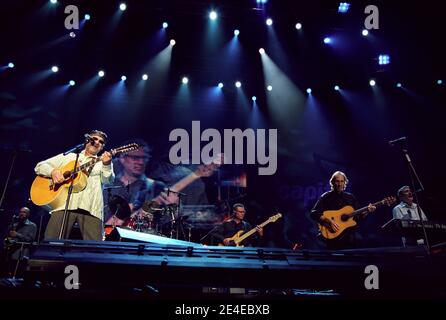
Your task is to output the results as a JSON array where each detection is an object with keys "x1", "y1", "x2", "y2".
[{"x1": 44, "y1": 210, "x2": 103, "y2": 241}]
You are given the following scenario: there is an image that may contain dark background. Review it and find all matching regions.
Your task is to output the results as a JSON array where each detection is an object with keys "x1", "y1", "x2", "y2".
[{"x1": 1, "y1": 0, "x2": 445, "y2": 249}]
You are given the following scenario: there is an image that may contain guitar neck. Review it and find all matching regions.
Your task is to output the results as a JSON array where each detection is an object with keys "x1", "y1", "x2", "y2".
[
  {"x1": 352, "y1": 200, "x2": 386, "y2": 217},
  {"x1": 169, "y1": 172, "x2": 200, "y2": 193},
  {"x1": 72, "y1": 157, "x2": 100, "y2": 175},
  {"x1": 237, "y1": 219, "x2": 272, "y2": 243}
]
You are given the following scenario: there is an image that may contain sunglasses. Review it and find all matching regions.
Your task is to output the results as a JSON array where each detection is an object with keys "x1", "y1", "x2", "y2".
[{"x1": 92, "y1": 137, "x2": 105, "y2": 145}]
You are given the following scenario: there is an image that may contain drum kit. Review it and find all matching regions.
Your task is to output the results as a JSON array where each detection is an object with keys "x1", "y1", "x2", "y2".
[{"x1": 104, "y1": 195, "x2": 181, "y2": 240}]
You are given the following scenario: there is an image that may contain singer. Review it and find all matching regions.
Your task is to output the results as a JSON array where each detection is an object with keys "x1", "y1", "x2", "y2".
[{"x1": 34, "y1": 130, "x2": 114, "y2": 241}]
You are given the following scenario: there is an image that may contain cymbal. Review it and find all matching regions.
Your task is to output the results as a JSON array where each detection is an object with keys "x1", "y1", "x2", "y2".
[{"x1": 108, "y1": 195, "x2": 131, "y2": 220}]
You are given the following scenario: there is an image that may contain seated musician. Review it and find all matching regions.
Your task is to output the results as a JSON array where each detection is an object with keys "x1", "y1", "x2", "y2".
[
  {"x1": 212, "y1": 203, "x2": 263, "y2": 247},
  {"x1": 310, "y1": 171, "x2": 376, "y2": 250},
  {"x1": 4, "y1": 207, "x2": 37, "y2": 276},
  {"x1": 392, "y1": 186, "x2": 427, "y2": 221}
]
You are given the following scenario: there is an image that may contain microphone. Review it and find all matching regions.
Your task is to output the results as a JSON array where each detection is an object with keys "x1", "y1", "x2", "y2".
[
  {"x1": 84, "y1": 134, "x2": 95, "y2": 145},
  {"x1": 389, "y1": 137, "x2": 407, "y2": 146}
]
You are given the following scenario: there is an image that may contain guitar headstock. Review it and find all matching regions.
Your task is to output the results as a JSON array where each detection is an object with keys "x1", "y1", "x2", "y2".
[
  {"x1": 194, "y1": 153, "x2": 225, "y2": 178},
  {"x1": 383, "y1": 196, "x2": 397, "y2": 206},
  {"x1": 269, "y1": 213, "x2": 282, "y2": 222},
  {"x1": 111, "y1": 143, "x2": 140, "y2": 156}
]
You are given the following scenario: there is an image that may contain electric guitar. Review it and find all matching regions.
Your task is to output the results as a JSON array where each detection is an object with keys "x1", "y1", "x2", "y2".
[
  {"x1": 116, "y1": 154, "x2": 224, "y2": 228},
  {"x1": 219, "y1": 213, "x2": 282, "y2": 247},
  {"x1": 30, "y1": 143, "x2": 139, "y2": 211},
  {"x1": 318, "y1": 196, "x2": 396, "y2": 240}
]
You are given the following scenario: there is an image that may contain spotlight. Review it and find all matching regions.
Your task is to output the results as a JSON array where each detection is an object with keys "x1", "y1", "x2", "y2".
[
  {"x1": 267, "y1": 85, "x2": 272, "y2": 91},
  {"x1": 209, "y1": 11, "x2": 217, "y2": 20},
  {"x1": 170, "y1": 39, "x2": 176, "y2": 46},
  {"x1": 437, "y1": 80, "x2": 443, "y2": 85},
  {"x1": 266, "y1": 18, "x2": 273, "y2": 26},
  {"x1": 69, "y1": 32, "x2": 76, "y2": 38},
  {"x1": 369, "y1": 79, "x2": 376, "y2": 86},
  {"x1": 119, "y1": 3, "x2": 127, "y2": 11},
  {"x1": 235, "y1": 81, "x2": 241, "y2": 88},
  {"x1": 338, "y1": 2, "x2": 351, "y2": 13},
  {"x1": 252, "y1": 96, "x2": 257, "y2": 101},
  {"x1": 362, "y1": 29, "x2": 369, "y2": 36},
  {"x1": 98, "y1": 70, "x2": 105, "y2": 77},
  {"x1": 259, "y1": 48, "x2": 265, "y2": 54},
  {"x1": 182, "y1": 77, "x2": 189, "y2": 84},
  {"x1": 334, "y1": 85, "x2": 340, "y2": 91},
  {"x1": 218, "y1": 82, "x2": 224, "y2": 88},
  {"x1": 84, "y1": 14, "x2": 91, "y2": 20},
  {"x1": 396, "y1": 83, "x2": 402, "y2": 88},
  {"x1": 378, "y1": 54, "x2": 390, "y2": 65},
  {"x1": 50, "y1": 0, "x2": 57, "y2": 4},
  {"x1": 234, "y1": 29, "x2": 240, "y2": 36},
  {"x1": 323, "y1": 37, "x2": 331, "y2": 44},
  {"x1": 69, "y1": 80, "x2": 75, "y2": 86},
  {"x1": 306, "y1": 88, "x2": 312, "y2": 94},
  {"x1": 295, "y1": 23, "x2": 302, "y2": 30},
  {"x1": 142, "y1": 74, "x2": 148, "y2": 81},
  {"x1": 51, "y1": 66, "x2": 59, "y2": 73},
  {"x1": 7, "y1": 62, "x2": 14, "y2": 68},
  {"x1": 162, "y1": 22, "x2": 168, "y2": 29},
  {"x1": 121, "y1": 75, "x2": 127, "y2": 81}
]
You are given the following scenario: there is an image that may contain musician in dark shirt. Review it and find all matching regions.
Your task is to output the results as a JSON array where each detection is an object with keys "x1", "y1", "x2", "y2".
[
  {"x1": 311, "y1": 171, "x2": 375, "y2": 250},
  {"x1": 212, "y1": 204, "x2": 263, "y2": 247},
  {"x1": 4, "y1": 207, "x2": 37, "y2": 276}
]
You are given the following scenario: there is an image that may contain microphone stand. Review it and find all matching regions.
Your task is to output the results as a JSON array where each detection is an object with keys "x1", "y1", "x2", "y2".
[
  {"x1": 166, "y1": 189, "x2": 187, "y2": 240},
  {"x1": 58, "y1": 141, "x2": 86, "y2": 240},
  {"x1": 0, "y1": 148, "x2": 31, "y2": 212},
  {"x1": 397, "y1": 143, "x2": 430, "y2": 253}
]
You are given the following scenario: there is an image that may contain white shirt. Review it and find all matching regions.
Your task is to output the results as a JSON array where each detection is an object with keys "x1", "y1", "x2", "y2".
[
  {"x1": 34, "y1": 151, "x2": 115, "y2": 220},
  {"x1": 392, "y1": 202, "x2": 427, "y2": 221}
]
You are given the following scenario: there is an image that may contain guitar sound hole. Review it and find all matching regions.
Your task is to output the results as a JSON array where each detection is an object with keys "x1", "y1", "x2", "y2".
[{"x1": 341, "y1": 214, "x2": 349, "y2": 222}]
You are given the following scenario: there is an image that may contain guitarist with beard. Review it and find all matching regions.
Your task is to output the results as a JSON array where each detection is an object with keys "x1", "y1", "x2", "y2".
[
  {"x1": 212, "y1": 203, "x2": 264, "y2": 247},
  {"x1": 34, "y1": 130, "x2": 114, "y2": 241},
  {"x1": 311, "y1": 171, "x2": 376, "y2": 250}
]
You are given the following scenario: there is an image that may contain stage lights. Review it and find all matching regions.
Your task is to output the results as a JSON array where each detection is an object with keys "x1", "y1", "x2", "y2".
[
  {"x1": 334, "y1": 85, "x2": 340, "y2": 91},
  {"x1": 98, "y1": 70, "x2": 105, "y2": 77},
  {"x1": 338, "y1": 3, "x2": 351, "y2": 13},
  {"x1": 295, "y1": 23, "x2": 302, "y2": 30},
  {"x1": 51, "y1": 66, "x2": 59, "y2": 73},
  {"x1": 182, "y1": 77, "x2": 189, "y2": 84},
  {"x1": 369, "y1": 79, "x2": 376, "y2": 86},
  {"x1": 378, "y1": 54, "x2": 390, "y2": 65},
  {"x1": 266, "y1": 18, "x2": 273, "y2": 26},
  {"x1": 84, "y1": 14, "x2": 91, "y2": 20},
  {"x1": 121, "y1": 75, "x2": 127, "y2": 81},
  {"x1": 170, "y1": 39, "x2": 176, "y2": 46},
  {"x1": 69, "y1": 80, "x2": 75, "y2": 86},
  {"x1": 8, "y1": 62, "x2": 14, "y2": 68},
  {"x1": 142, "y1": 74, "x2": 148, "y2": 81},
  {"x1": 235, "y1": 81, "x2": 241, "y2": 88},
  {"x1": 323, "y1": 37, "x2": 332, "y2": 44},
  {"x1": 362, "y1": 29, "x2": 369, "y2": 36},
  {"x1": 306, "y1": 88, "x2": 312, "y2": 94},
  {"x1": 234, "y1": 29, "x2": 240, "y2": 36},
  {"x1": 209, "y1": 11, "x2": 217, "y2": 20},
  {"x1": 162, "y1": 22, "x2": 168, "y2": 29},
  {"x1": 218, "y1": 82, "x2": 224, "y2": 88},
  {"x1": 267, "y1": 85, "x2": 272, "y2": 91},
  {"x1": 259, "y1": 48, "x2": 265, "y2": 54},
  {"x1": 119, "y1": 3, "x2": 127, "y2": 11}
]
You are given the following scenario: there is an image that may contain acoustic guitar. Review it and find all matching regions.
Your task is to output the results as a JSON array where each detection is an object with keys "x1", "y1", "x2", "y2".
[
  {"x1": 30, "y1": 143, "x2": 139, "y2": 211},
  {"x1": 318, "y1": 196, "x2": 396, "y2": 240},
  {"x1": 219, "y1": 213, "x2": 282, "y2": 247}
]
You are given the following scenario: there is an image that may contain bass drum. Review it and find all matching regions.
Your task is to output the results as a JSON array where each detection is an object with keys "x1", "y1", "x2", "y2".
[{"x1": 122, "y1": 215, "x2": 159, "y2": 235}]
